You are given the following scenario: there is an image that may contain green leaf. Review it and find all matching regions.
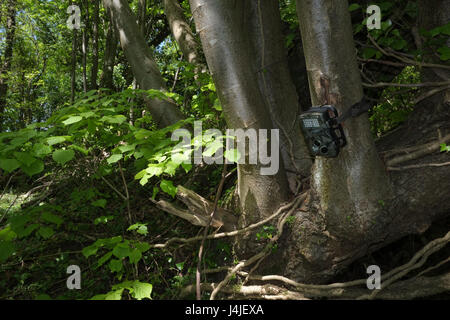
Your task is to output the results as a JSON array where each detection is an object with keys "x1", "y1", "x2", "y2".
[
  {"x1": 97, "y1": 251, "x2": 113, "y2": 267},
  {"x1": 0, "y1": 241, "x2": 15, "y2": 262},
  {"x1": 129, "y1": 249, "x2": 142, "y2": 264},
  {"x1": 21, "y1": 159, "x2": 44, "y2": 177},
  {"x1": 38, "y1": 226, "x2": 54, "y2": 239},
  {"x1": 104, "y1": 288, "x2": 124, "y2": 300},
  {"x1": 82, "y1": 244, "x2": 98, "y2": 258},
  {"x1": 362, "y1": 47, "x2": 379, "y2": 59},
  {"x1": 0, "y1": 226, "x2": 17, "y2": 241},
  {"x1": 348, "y1": 3, "x2": 360, "y2": 12},
  {"x1": 62, "y1": 116, "x2": 83, "y2": 125},
  {"x1": 52, "y1": 149, "x2": 75, "y2": 165},
  {"x1": 91, "y1": 199, "x2": 107, "y2": 208},
  {"x1": 130, "y1": 282, "x2": 152, "y2": 300},
  {"x1": 112, "y1": 243, "x2": 131, "y2": 259},
  {"x1": 107, "y1": 154, "x2": 122, "y2": 164},
  {"x1": 14, "y1": 152, "x2": 36, "y2": 167},
  {"x1": 41, "y1": 212, "x2": 63, "y2": 227},
  {"x1": 0, "y1": 159, "x2": 21, "y2": 173},
  {"x1": 160, "y1": 180, "x2": 177, "y2": 198},
  {"x1": 437, "y1": 46, "x2": 450, "y2": 61},
  {"x1": 135, "y1": 242, "x2": 150, "y2": 253},
  {"x1": 109, "y1": 259, "x2": 123, "y2": 272},
  {"x1": 100, "y1": 115, "x2": 127, "y2": 124},
  {"x1": 33, "y1": 144, "x2": 52, "y2": 158},
  {"x1": 46, "y1": 136, "x2": 69, "y2": 146}
]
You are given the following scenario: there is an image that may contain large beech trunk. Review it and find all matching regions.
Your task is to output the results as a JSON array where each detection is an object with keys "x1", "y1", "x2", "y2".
[
  {"x1": 102, "y1": 0, "x2": 184, "y2": 128},
  {"x1": 244, "y1": 0, "x2": 312, "y2": 188},
  {"x1": 189, "y1": 0, "x2": 290, "y2": 226}
]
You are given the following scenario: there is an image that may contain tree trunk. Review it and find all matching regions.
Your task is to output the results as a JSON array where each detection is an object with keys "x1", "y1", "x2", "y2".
[
  {"x1": 0, "y1": 0, "x2": 17, "y2": 132},
  {"x1": 189, "y1": 0, "x2": 290, "y2": 238},
  {"x1": 102, "y1": 0, "x2": 184, "y2": 128},
  {"x1": 100, "y1": 6, "x2": 118, "y2": 91},
  {"x1": 91, "y1": 0, "x2": 100, "y2": 90},
  {"x1": 245, "y1": 0, "x2": 312, "y2": 190},
  {"x1": 163, "y1": 0, "x2": 200, "y2": 65}
]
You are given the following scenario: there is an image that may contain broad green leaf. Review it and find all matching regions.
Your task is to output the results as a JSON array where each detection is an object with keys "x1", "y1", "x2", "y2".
[
  {"x1": 100, "y1": 115, "x2": 127, "y2": 124},
  {"x1": 62, "y1": 116, "x2": 83, "y2": 125},
  {"x1": 104, "y1": 288, "x2": 124, "y2": 300},
  {"x1": 131, "y1": 281, "x2": 152, "y2": 300},
  {"x1": 0, "y1": 226, "x2": 17, "y2": 241},
  {"x1": 0, "y1": 241, "x2": 15, "y2": 262},
  {"x1": 107, "y1": 154, "x2": 122, "y2": 164},
  {"x1": 91, "y1": 199, "x2": 107, "y2": 208},
  {"x1": 82, "y1": 245, "x2": 98, "y2": 258},
  {"x1": 109, "y1": 259, "x2": 123, "y2": 272},
  {"x1": 0, "y1": 159, "x2": 21, "y2": 173},
  {"x1": 33, "y1": 144, "x2": 52, "y2": 158},
  {"x1": 348, "y1": 3, "x2": 360, "y2": 12},
  {"x1": 14, "y1": 152, "x2": 36, "y2": 167},
  {"x1": 21, "y1": 160, "x2": 44, "y2": 177},
  {"x1": 438, "y1": 46, "x2": 450, "y2": 61},
  {"x1": 38, "y1": 226, "x2": 54, "y2": 239},
  {"x1": 129, "y1": 249, "x2": 142, "y2": 264},
  {"x1": 97, "y1": 251, "x2": 113, "y2": 267},
  {"x1": 135, "y1": 242, "x2": 150, "y2": 253},
  {"x1": 160, "y1": 180, "x2": 177, "y2": 198},
  {"x1": 146, "y1": 164, "x2": 164, "y2": 177},
  {"x1": 41, "y1": 212, "x2": 63, "y2": 227},
  {"x1": 112, "y1": 243, "x2": 131, "y2": 259},
  {"x1": 52, "y1": 149, "x2": 75, "y2": 165},
  {"x1": 46, "y1": 136, "x2": 69, "y2": 146}
]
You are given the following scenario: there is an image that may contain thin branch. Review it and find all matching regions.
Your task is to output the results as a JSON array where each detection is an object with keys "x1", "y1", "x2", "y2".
[
  {"x1": 196, "y1": 164, "x2": 227, "y2": 300},
  {"x1": 150, "y1": 193, "x2": 307, "y2": 249},
  {"x1": 386, "y1": 133, "x2": 450, "y2": 166},
  {"x1": 388, "y1": 161, "x2": 450, "y2": 171},
  {"x1": 363, "y1": 81, "x2": 450, "y2": 88}
]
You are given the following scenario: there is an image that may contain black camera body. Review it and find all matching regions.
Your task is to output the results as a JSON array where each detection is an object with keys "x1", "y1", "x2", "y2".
[{"x1": 299, "y1": 105, "x2": 346, "y2": 158}]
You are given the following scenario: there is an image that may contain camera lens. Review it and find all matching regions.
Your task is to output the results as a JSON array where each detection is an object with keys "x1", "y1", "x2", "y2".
[
  {"x1": 320, "y1": 146, "x2": 328, "y2": 154},
  {"x1": 314, "y1": 140, "x2": 321, "y2": 147}
]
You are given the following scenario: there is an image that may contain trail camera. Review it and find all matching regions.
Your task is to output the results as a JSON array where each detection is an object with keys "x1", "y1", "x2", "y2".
[{"x1": 299, "y1": 105, "x2": 346, "y2": 158}]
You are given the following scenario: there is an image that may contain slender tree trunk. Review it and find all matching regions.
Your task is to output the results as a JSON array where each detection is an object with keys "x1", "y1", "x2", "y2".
[
  {"x1": 71, "y1": 28, "x2": 77, "y2": 103},
  {"x1": 81, "y1": 0, "x2": 89, "y2": 93},
  {"x1": 0, "y1": 0, "x2": 17, "y2": 131},
  {"x1": 189, "y1": 0, "x2": 290, "y2": 234},
  {"x1": 91, "y1": 0, "x2": 100, "y2": 90},
  {"x1": 102, "y1": 0, "x2": 184, "y2": 128},
  {"x1": 163, "y1": 0, "x2": 200, "y2": 65},
  {"x1": 100, "y1": 7, "x2": 118, "y2": 90}
]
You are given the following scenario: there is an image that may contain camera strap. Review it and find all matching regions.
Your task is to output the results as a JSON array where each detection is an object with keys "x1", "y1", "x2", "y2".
[{"x1": 335, "y1": 97, "x2": 372, "y2": 124}]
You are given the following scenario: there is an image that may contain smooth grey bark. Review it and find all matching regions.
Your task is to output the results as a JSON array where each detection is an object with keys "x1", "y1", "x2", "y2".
[
  {"x1": 163, "y1": 0, "x2": 200, "y2": 65},
  {"x1": 0, "y1": 0, "x2": 17, "y2": 131},
  {"x1": 245, "y1": 0, "x2": 312, "y2": 190},
  {"x1": 189, "y1": 0, "x2": 290, "y2": 225},
  {"x1": 102, "y1": 0, "x2": 184, "y2": 128},
  {"x1": 260, "y1": 0, "x2": 395, "y2": 282},
  {"x1": 296, "y1": 0, "x2": 391, "y2": 238}
]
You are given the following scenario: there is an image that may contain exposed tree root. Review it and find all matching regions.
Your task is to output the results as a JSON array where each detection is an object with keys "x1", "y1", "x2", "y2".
[
  {"x1": 180, "y1": 229, "x2": 449, "y2": 300},
  {"x1": 385, "y1": 133, "x2": 450, "y2": 167}
]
